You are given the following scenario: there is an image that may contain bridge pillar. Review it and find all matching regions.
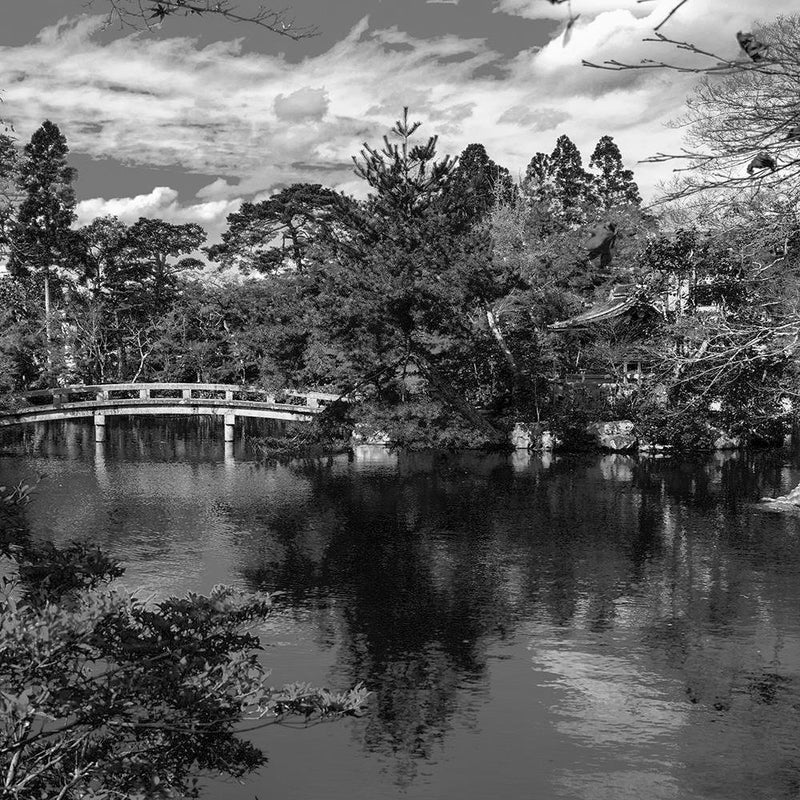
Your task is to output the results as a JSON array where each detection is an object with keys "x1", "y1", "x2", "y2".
[
  {"x1": 94, "y1": 412, "x2": 106, "y2": 443},
  {"x1": 224, "y1": 413, "x2": 236, "y2": 443}
]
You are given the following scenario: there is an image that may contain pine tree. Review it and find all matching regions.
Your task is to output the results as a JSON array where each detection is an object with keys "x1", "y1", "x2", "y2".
[
  {"x1": 208, "y1": 183, "x2": 344, "y2": 274},
  {"x1": 120, "y1": 217, "x2": 206, "y2": 311},
  {"x1": 449, "y1": 143, "x2": 516, "y2": 221},
  {"x1": 522, "y1": 151, "x2": 554, "y2": 206},
  {"x1": 522, "y1": 136, "x2": 596, "y2": 226},
  {"x1": 589, "y1": 135, "x2": 641, "y2": 209},
  {"x1": 8, "y1": 121, "x2": 81, "y2": 368},
  {"x1": 316, "y1": 109, "x2": 500, "y2": 436},
  {"x1": 549, "y1": 134, "x2": 596, "y2": 218},
  {"x1": 0, "y1": 134, "x2": 20, "y2": 259}
]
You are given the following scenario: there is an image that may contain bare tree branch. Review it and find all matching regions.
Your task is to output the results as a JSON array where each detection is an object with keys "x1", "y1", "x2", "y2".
[{"x1": 86, "y1": 0, "x2": 319, "y2": 40}]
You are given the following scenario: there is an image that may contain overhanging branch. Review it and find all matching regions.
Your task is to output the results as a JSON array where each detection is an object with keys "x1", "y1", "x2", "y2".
[{"x1": 87, "y1": 0, "x2": 319, "y2": 40}]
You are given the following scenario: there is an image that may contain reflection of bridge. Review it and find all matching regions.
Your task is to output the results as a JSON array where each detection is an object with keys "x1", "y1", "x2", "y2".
[{"x1": 0, "y1": 383, "x2": 343, "y2": 442}]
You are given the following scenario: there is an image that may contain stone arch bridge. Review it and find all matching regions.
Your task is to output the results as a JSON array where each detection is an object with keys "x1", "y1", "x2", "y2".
[{"x1": 0, "y1": 383, "x2": 343, "y2": 442}]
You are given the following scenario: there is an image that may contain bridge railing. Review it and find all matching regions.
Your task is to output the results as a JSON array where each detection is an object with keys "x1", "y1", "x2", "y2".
[{"x1": 19, "y1": 383, "x2": 344, "y2": 410}]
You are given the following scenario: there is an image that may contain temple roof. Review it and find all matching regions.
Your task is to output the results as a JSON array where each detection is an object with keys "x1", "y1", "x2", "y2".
[{"x1": 548, "y1": 284, "x2": 640, "y2": 330}]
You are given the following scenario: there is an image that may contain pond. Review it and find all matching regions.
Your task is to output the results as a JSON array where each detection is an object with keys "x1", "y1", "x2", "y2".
[{"x1": 3, "y1": 418, "x2": 800, "y2": 800}]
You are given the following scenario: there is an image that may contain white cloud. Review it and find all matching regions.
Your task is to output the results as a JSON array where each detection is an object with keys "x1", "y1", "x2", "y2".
[
  {"x1": 1, "y1": 1, "x2": 795, "y2": 219},
  {"x1": 75, "y1": 187, "x2": 241, "y2": 244},
  {"x1": 495, "y1": 0, "x2": 650, "y2": 22},
  {"x1": 274, "y1": 87, "x2": 330, "y2": 121},
  {"x1": 498, "y1": 105, "x2": 569, "y2": 131}
]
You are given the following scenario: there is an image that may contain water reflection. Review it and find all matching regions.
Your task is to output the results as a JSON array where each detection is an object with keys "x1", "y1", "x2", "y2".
[{"x1": 2, "y1": 421, "x2": 800, "y2": 799}]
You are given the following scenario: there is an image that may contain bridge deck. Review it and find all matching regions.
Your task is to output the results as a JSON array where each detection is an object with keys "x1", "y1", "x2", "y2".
[{"x1": 0, "y1": 383, "x2": 345, "y2": 439}]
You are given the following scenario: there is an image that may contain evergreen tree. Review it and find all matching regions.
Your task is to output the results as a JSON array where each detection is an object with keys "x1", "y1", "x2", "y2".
[
  {"x1": 69, "y1": 216, "x2": 132, "y2": 382},
  {"x1": 449, "y1": 143, "x2": 516, "y2": 221},
  {"x1": 312, "y1": 109, "x2": 500, "y2": 435},
  {"x1": 120, "y1": 217, "x2": 205, "y2": 309},
  {"x1": 73, "y1": 217, "x2": 206, "y2": 381},
  {"x1": 589, "y1": 135, "x2": 642, "y2": 209},
  {"x1": 0, "y1": 134, "x2": 20, "y2": 259},
  {"x1": 8, "y1": 121, "x2": 82, "y2": 370},
  {"x1": 549, "y1": 134, "x2": 596, "y2": 218},
  {"x1": 78, "y1": 216, "x2": 129, "y2": 299},
  {"x1": 208, "y1": 183, "x2": 345, "y2": 274},
  {"x1": 521, "y1": 151, "x2": 554, "y2": 207},
  {"x1": 522, "y1": 136, "x2": 596, "y2": 226}
]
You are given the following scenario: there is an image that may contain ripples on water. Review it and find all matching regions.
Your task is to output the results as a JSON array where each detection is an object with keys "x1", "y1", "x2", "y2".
[{"x1": 2, "y1": 418, "x2": 800, "y2": 800}]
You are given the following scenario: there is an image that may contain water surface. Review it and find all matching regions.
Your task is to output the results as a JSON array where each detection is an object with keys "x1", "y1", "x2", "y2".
[{"x1": 3, "y1": 419, "x2": 800, "y2": 800}]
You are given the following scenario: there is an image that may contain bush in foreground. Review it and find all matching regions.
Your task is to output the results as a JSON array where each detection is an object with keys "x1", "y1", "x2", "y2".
[{"x1": 0, "y1": 485, "x2": 368, "y2": 799}]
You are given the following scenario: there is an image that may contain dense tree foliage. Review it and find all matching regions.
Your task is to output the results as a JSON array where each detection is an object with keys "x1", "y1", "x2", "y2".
[
  {"x1": 310, "y1": 111, "x2": 498, "y2": 427},
  {"x1": 6, "y1": 121, "x2": 82, "y2": 377},
  {"x1": 207, "y1": 184, "x2": 345, "y2": 274},
  {"x1": 7, "y1": 121, "x2": 78, "y2": 283},
  {"x1": 0, "y1": 483, "x2": 368, "y2": 799},
  {"x1": 448, "y1": 143, "x2": 516, "y2": 220},
  {"x1": 0, "y1": 133, "x2": 19, "y2": 259},
  {"x1": 589, "y1": 136, "x2": 642, "y2": 209},
  {"x1": 1, "y1": 91, "x2": 794, "y2": 447}
]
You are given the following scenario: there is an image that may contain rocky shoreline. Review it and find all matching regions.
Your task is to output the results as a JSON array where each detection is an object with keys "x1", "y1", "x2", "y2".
[{"x1": 510, "y1": 419, "x2": 753, "y2": 454}]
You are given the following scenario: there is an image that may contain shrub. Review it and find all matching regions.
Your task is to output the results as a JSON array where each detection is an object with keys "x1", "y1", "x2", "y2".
[
  {"x1": 635, "y1": 406, "x2": 714, "y2": 451},
  {"x1": 0, "y1": 483, "x2": 369, "y2": 799},
  {"x1": 354, "y1": 399, "x2": 500, "y2": 450}
]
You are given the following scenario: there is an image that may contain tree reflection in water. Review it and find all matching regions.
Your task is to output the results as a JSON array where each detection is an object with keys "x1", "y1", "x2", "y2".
[
  {"x1": 230, "y1": 447, "x2": 800, "y2": 790},
  {"x1": 239, "y1": 453, "x2": 520, "y2": 782},
  {"x1": 4, "y1": 425, "x2": 800, "y2": 798}
]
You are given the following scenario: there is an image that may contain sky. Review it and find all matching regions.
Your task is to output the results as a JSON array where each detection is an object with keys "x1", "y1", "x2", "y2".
[{"x1": 0, "y1": 0, "x2": 793, "y2": 245}]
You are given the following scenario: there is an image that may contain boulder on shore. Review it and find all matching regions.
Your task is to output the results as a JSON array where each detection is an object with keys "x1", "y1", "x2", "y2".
[
  {"x1": 510, "y1": 422, "x2": 561, "y2": 451},
  {"x1": 351, "y1": 424, "x2": 392, "y2": 445},
  {"x1": 708, "y1": 426, "x2": 741, "y2": 450},
  {"x1": 761, "y1": 482, "x2": 800, "y2": 508},
  {"x1": 586, "y1": 420, "x2": 637, "y2": 452}
]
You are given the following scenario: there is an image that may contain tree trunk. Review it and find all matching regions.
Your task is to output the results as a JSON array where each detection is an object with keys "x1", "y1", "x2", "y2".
[
  {"x1": 412, "y1": 350, "x2": 503, "y2": 440},
  {"x1": 484, "y1": 301, "x2": 519, "y2": 375},
  {"x1": 43, "y1": 267, "x2": 52, "y2": 372},
  {"x1": 483, "y1": 299, "x2": 526, "y2": 408}
]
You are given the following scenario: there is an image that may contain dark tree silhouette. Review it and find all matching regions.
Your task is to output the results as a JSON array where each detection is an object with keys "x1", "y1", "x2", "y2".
[
  {"x1": 449, "y1": 143, "x2": 516, "y2": 221},
  {"x1": 7, "y1": 121, "x2": 82, "y2": 370},
  {"x1": 523, "y1": 135, "x2": 596, "y2": 226},
  {"x1": 207, "y1": 183, "x2": 346, "y2": 274},
  {"x1": 589, "y1": 135, "x2": 642, "y2": 209}
]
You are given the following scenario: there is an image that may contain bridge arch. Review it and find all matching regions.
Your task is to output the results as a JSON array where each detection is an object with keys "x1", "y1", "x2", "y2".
[{"x1": 0, "y1": 383, "x2": 343, "y2": 442}]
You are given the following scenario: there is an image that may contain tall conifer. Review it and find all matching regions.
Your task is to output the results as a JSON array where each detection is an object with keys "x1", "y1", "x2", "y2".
[
  {"x1": 549, "y1": 134, "x2": 596, "y2": 216},
  {"x1": 450, "y1": 143, "x2": 516, "y2": 220},
  {"x1": 522, "y1": 136, "x2": 596, "y2": 225},
  {"x1": 8, "y1": 121, "x2": 80, "y2": 366},
  {"x1": 589, "y1": 135, "x2": 641, "y2": 208}
]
